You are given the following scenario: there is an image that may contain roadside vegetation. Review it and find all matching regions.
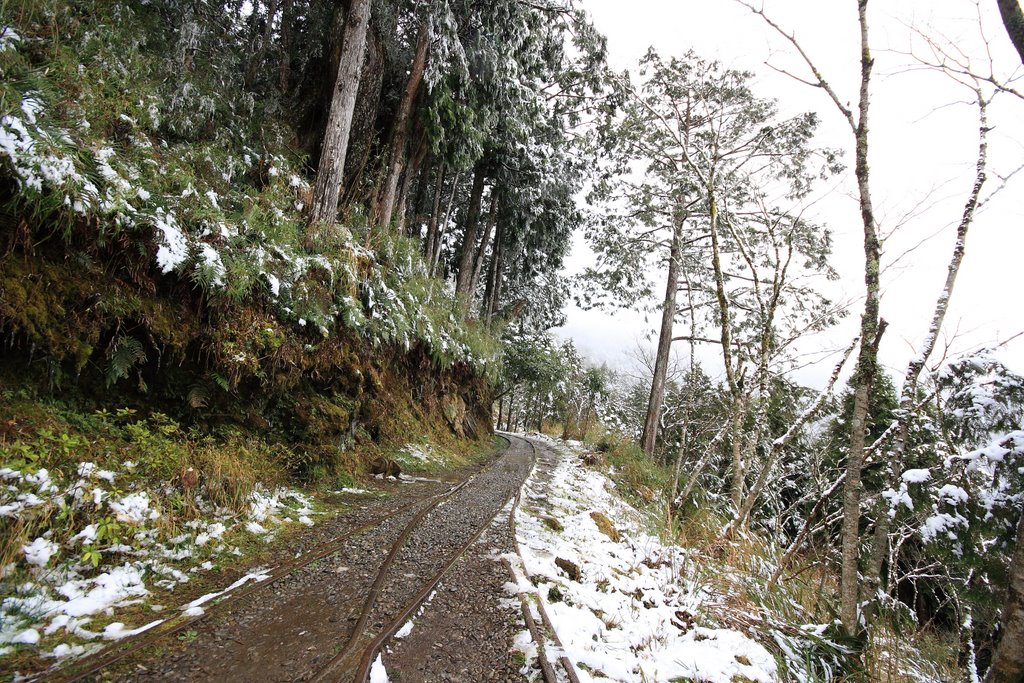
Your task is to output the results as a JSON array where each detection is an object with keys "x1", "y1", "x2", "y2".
[{"x1": 506, "y1": 332, "x2": 1023, "y2": 682}]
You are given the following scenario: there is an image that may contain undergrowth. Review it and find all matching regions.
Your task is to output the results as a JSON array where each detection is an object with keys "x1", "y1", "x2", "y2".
[
  {"x1": 566, "y1": 427, "x2": 966, "y2": 682},
  {"x1": 0, "y1": 385, "x2": 500, "y2": 674}
]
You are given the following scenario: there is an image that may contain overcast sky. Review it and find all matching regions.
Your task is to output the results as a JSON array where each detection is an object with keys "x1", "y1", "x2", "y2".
[{"x1": 555, "y1": 0, "x2": 1024, "y2": 389}]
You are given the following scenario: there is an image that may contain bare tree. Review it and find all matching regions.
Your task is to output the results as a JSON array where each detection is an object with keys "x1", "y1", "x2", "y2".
[
  {"x1": 739, "y1": 0, "x2": 884, "y2": 637},
  {"x1": 864, "y1": 83, "x2": 990, "y2": 616}
]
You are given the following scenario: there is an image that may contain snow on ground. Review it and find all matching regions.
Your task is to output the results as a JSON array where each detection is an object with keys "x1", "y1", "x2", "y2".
[
  {"x1": 0, "y1": 461, "x2": 319, "y2": 666},
  {"x1": 369, "y1": 654, "x2": 390, "y2": 683},
  {"x1": 513, "y1": 434, "x2": 778, "y2": 683},
  {"x1": 400, "y1": 442, "x2": 434, "y2": 463}
]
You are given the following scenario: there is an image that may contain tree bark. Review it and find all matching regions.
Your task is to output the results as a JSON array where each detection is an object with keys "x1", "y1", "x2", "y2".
[
  {"x1": 728, "y1": 400, "x2": 747, "y2": 512},
  {"x1": 469, "y1": 193, "x2": 499, "y2": 300},
  {"x1": 339, "y1": 26, "x2": 386, "y2": 204},
  {"x1": 640, "y1": 224, "x2": 683, "y2": 457},
  {"x1": 986, "y1": 509, "x2": 1024, "y2": 682},
  {"x1": 705, "y1": 190, "x2": 746, "y2": 511},
  {"x1": 433, "y1": 170, "x2": 462, "y2": 275},
  {"x1": 505, "y1": 392, "x2": 516, "y2": 431},
  {"x1": 454, "y1": 164, "x2": 488, "y2": 310},
  {"x1": 377, "y1": 22, "x2": 430, "y2": 228},
  {"x1": 405, "y1": 151, "x2": 433, "y2": 239},
  {"x1": 425, "y1": 163, "x2": 446, "y2": 261},
  {"x1": 483, "y1": 217, "x2": 505, "y2": 324},
  {"x1": 839, "y1": 0, "x2": 882, "y2": 638},
  {"x1": 308, "y1": 0, "x2": 372, "y2": 230},
  {"x1": 395, "y1": 134, "x2": 429, "y2": 236},
  {"x1": 278, "y1": 0, "x2": 293, "y2": 92},
  {"x1": 246, "y1": 0, "x2": 279, "y2": 87},
  {"x1": 998, "y1": 0, "x2": 1024, "y2": 65}
]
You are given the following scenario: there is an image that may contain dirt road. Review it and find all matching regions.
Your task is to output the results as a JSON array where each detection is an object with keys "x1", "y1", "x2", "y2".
[{"x1": 62, "y1": 435, "x2": 540, "y2": 683}]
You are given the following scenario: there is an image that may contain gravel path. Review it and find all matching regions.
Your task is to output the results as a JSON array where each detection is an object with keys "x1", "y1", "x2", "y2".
[
  {"x1": 107, "y1": 435, "x2": 537, "y2": 683},
  {"x1": 375, "y1": 491, "x2": 527, "y2": 681}
]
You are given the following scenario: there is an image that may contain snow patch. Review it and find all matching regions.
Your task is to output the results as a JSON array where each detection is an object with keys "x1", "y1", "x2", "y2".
[
  {"x1": 369, "y1": 654, "x2": 389, "y2": 682},
  {"x1": 23, "y1": 537, "x2": 60, "y2": 567},
  {"x1": 901, "y1": 469, "x2": 931, "y2": 484},
  {"x1": 101, "y1": 619, "x2": 164, "y2": 641}
]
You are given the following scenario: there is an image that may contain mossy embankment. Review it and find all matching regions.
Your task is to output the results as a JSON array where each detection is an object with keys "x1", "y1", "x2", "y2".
[{"x1": 0, "y1": 0, "x2": 499, "y2": 481}]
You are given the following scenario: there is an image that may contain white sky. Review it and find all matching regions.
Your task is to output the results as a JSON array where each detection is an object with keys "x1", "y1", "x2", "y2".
[{"x1": 556, "y1": 0, "x2": 1024, "y2": 388}]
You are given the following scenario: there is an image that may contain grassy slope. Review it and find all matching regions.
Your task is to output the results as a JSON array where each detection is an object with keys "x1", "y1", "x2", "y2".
[{"x1": 539, "y1": 424, "x2": 964, "y2": 682}]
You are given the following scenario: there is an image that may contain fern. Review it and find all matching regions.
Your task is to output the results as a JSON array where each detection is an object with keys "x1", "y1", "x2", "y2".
[
  {"x1": 211, "y1": 372, "x2": 231, "y2": 392},
  {"x1": 105, "y1": 336, "x2": 146, "y2": 387}
]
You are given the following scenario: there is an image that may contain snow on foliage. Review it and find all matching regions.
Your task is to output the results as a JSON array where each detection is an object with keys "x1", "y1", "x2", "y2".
[
  {"x1": 901, "y1": 469, "x2": 931, "y2": 484},
  {"x1": 0, "y1": 26, "x2": 21, "y2": 52},
  {"x1": 0, "y1": 26, "x2": 496, "y2": 377}
]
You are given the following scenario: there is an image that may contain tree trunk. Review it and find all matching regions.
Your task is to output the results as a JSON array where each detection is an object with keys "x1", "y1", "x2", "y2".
[
  {"x1": 705, "y1": 189, "x2": 745, "y2": 511},
  {"x1": 308, "y1": 0, "x2": 372, "y2": 230},
  {"x1": 676, "y1": 425, "x2": 728, "y2": 506},
  {"x1": 505, "y1": 392, "x2": 516, "y2": 431},
  {"x1": 580, "y1": 404, "x2": 594, "y2": 441},
  {"x1": 339, "y1": 26, "x2": 386, "y2": 204},
  {"x1": 279, "y1": 0, "x2": 293, "y2": 92},
  {"x1": 395, "y1": 134, "x2": 429, "y2": 236},
  {"x1": 640, "y1": 225, "x2": 682, "y2": 457},
  {"x1": 433, "y1": 170, "x2": 462, "y2": 275},
  {"x1": 669, "y1": 412, "x2": 692, "y2": 511},
  {"x1": 425, "y1": 163, "x2": 446, "y2": 262},
  {"x1": 839, "y1": 0, "x2": 882, "y2": 638},
  {"x1": 998, "y1": 0, "x2": 1024, "y2": 65},
  {"x1": 377, "y1": 22, "x2": 430, "y2": 228},
  {"x1": 483, "y1": 216, "x2": 504, "y2": 323},
  {"x1": 986, "y1": 509, "x2": 1024, "y2": 682},
  {"x1": 728, "y1": 401, "x2": 747, "y2": 511},
  {"x1": 405, "y1": 152, "x2": 433, "y2": 239},
  {"x1": 454, "y1": 164, "x2": 487, "y2": 308},
  {"x1": 469, "y1": 193, "x2": 499, "y2": 300},
  {"x1": 864, "y1": 91, "x2": 988, "y2": 615},
  {"x1": 246, "y1": 0, "x2": 279, "y2": 87}
]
